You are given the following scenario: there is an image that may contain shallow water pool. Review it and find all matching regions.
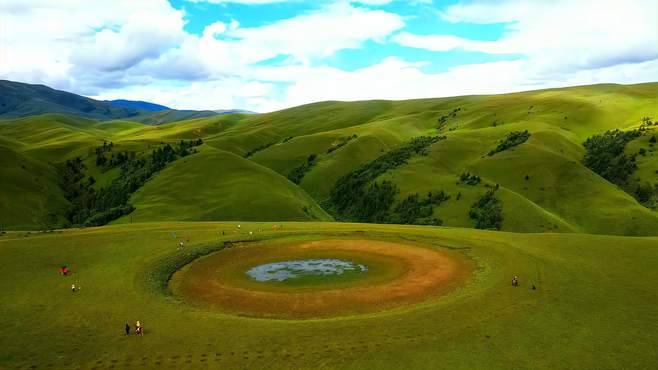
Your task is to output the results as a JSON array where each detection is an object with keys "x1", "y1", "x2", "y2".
[{"x1": 246, "y1": 259, "x2": 368, "y2": 282}]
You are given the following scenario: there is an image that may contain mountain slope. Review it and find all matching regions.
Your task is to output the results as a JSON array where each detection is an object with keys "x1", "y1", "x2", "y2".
[
  {"x1": 0, "y1": 80, "x2": 221, "y2": 124},
  {"x1": 0, "y1": 80, "x2": 140, "y2": 120},
  {"x1": 1, "y1": 82, "x2": 656, "y2": 234}
]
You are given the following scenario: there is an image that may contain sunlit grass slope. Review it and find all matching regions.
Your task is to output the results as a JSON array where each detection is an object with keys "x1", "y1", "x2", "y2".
[{"x1": 113, "y1": 147, "x2": 331, "y2": 223}]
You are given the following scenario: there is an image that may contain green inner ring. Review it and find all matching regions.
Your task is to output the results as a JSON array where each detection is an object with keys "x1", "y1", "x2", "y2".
[{"x1": 205, "y1": 247, "x2": 407, "y2": 292}]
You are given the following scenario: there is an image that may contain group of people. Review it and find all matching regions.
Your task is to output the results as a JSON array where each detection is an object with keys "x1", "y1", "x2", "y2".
[
  {"x1": 59, "y1": 265, "x2": 79, "y2": 292},
  {"x1": 125, "y1": 321, "x2": 144, "y2": 336}
]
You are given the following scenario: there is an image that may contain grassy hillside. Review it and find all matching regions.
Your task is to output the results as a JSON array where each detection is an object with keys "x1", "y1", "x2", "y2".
[
  {"x1": 113, "y1": 148, "x2": 331, "y2": 223},
  {"x1": 1, "y1": 82, "x2": 656, "y2": 234},
  {"x1": 0, "y1": 222, "x2": 657, "y2": 369}
]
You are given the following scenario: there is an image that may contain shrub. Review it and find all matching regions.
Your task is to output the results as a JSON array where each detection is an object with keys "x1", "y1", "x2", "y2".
[{"x1": 459, "y1": 172, "x2": 481, "y2": 185}]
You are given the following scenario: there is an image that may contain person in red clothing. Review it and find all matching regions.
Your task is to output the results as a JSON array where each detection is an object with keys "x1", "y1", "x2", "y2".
[{"x1": 62, "y1": 266, "x2": 69, "y2": 276}]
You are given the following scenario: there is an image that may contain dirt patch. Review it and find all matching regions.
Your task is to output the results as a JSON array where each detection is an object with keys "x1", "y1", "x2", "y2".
[{"x1": 170, "y1": 239, "x2": 474, "y2": 318}]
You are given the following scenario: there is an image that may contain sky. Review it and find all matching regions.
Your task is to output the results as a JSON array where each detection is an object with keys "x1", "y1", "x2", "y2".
[{"x1": 1, "y1": 0, "x2": 657, "y2": 112}]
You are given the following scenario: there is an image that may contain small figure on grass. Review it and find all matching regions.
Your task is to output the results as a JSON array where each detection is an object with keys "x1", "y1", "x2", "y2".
[
  {"x1": 178, "y1": 241, "x2": 184, "y2": 249},
  {"x1": 135, "y1": 321, "x2": 143, "y2": 336},
  {"x1": 71, "y1": 283, "x2": 76, "y2": 292},
  {"x1": 59, "y1": 266, "x2": 69, "y2": 276},
  {"x1": 512, "y1": 276, "x2": 519, "y2": 287},
  {"x1": 125, "y1": 322, "x2": 130, "y2": 336}
]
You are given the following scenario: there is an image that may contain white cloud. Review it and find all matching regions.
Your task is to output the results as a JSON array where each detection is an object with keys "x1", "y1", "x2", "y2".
[
  {"x1": 394, "y1": 33, "x2": 502, "y2": 53},
  {"x1": 2, "y1": 0, "x2": 656, "y2": 113},
  {"x1": 401, "y1": 0, "x2": 658, "y2": 73},
  {"x1": 0, "y1": 0, "x2": 186, "y2": 92},
  {"x1": 222, "y1": 2, "x2": 404, "y2": 62}
]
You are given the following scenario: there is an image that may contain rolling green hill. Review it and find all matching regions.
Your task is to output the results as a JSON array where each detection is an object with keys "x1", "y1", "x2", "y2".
[{"x1": 1, "y1": 82, "x2": 656, "y2": 234}]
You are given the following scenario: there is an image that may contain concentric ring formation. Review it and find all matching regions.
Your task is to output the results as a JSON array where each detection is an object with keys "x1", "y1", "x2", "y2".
[{"x1": 170, "y1": 239, "x2": 473, "y2": 318}]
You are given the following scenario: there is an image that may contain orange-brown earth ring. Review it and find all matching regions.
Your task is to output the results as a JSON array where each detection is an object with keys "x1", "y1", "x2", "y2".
[{"x1": 169, "y1": 239, "x2": 474, "y2": 319}]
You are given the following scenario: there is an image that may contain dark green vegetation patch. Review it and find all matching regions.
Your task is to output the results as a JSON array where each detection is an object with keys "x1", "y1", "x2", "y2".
[
  {"x1": 61, "y1": 139, "x2": 203, "y2": 227},
  {"x1": 326, "y1": 136, "x2": 445, "y2": 223},
  {"x1": 469, "y1": 189, "x2": 504, "y2": 230},
  {"x1": 288, "y1": 154, "x2": 318, "y2": 184},
  {"x1": 488, "y1": 130, "x2": 531, "y2": 156}
]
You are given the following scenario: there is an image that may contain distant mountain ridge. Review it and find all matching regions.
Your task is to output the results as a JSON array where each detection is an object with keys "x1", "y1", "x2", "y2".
[
  {"x1": 0, "y1": 79, "x2": 140, "y2": 120},
  {"x1": 0, "y1": 80, "x2": 254, "y2": 124},
  {"x1": 108, "y1": 99, "x2": 170, "y2": 112}
]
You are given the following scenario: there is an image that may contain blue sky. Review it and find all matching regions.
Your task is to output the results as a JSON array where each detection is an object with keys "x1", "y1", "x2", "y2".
[
  {"x1": 1, "y1": 0, "x2": 656, "y2": 112},
  {"x1": 169, "y1": 0, "x2": 516, "y2": 72}
]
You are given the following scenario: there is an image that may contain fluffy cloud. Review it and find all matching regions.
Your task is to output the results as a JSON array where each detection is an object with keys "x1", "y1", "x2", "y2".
[
  {"x1": 0, "y1": 0, "x2": 186, "y2": 92},
  {"x1": 400, "y1": 0, "x2": 658, "y2": 73},
  {"x1": 2, "y1": 0, "x2": 657, "y2": 112}
]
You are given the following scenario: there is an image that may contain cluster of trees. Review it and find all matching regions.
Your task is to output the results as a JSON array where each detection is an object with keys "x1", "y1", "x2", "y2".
[
  {"x1": 582, "y1": 129, "x2": 641, "y2": 186},
  {"x1": 488, "y1": 130, "x2": 531, "y2": 156},
  {"x1": 287, "y1": 154, "x2": 318, "y2": 184},
  {"x1": 327, "y1": 136, "x2": 445, "y2": 222},
  {"x1": 437, "y1": 107, "x2": 461, "y2": 130},
  {"x1": 469, "y1": 189, "x2": 503, "y2": 230},
  {"x1": 640, "y1": 116, "x2": 656, "y2": 129},
  {"x1": 582, "y1": 128, "x2": 658, "y2": 209},
  {"x1": 61, "y1": 139, "x2": 203, "y2": 227},
  {"x1": 459, "y1": 172, "x2": 481, "y2": 185},
  {"x1": 94, "y1": 141, "x2": 114, "y2": 166},
  {"x1": 327, "y1": 134, "x2": 357, "y2": 154},
  {"x1": 634, "y1": 182, "x2": 658, "y2": 209},
  {"x1": 244, "y1": 141, "x2": 276, "y2": 158},
  {"x1": 388, "y1": 190, "x2": 450, "y2": 225}
]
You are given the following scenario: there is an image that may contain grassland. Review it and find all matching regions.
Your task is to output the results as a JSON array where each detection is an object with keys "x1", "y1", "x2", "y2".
[
  {"x1": 0, "y1": 221, "x2": 657, "y2": 369},
  {"x1": 1, "y1": 83, "x2": 656, "y2": 234},
  {"x1": 1, "y1": 83, "x2": 658, "y2": 369}
]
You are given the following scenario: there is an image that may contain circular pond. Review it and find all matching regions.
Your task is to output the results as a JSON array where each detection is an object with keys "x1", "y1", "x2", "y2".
[
  {"x1": 246, "y1": 258, "x2": 368, "y2": 283},
  {"x1": 170, "y1": 239, "x2": 473, "y2": 319}
]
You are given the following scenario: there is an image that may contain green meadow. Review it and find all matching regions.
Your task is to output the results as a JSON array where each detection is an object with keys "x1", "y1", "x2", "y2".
[{"x1": 0, "y1": 222, "x2": 657, "y2": 369}]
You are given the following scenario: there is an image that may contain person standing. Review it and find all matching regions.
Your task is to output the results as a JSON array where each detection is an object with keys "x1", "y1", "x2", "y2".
[
  {"x1": 125, "y1": 323, "x2": 130, "y2": 336},
  {"x1": 71, "y1": 283, "x2": 76, "y2": 292}
]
